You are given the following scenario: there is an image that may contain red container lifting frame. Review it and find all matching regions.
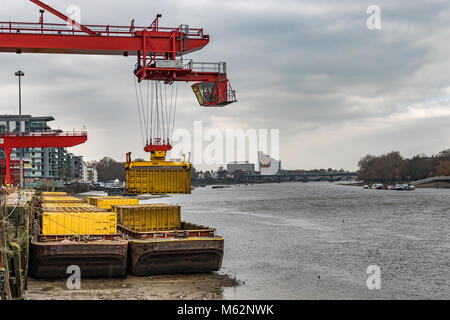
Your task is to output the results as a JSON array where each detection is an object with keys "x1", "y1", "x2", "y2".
[{"x1": 0, "y1": 131, "x2": 87, "y2": 186}]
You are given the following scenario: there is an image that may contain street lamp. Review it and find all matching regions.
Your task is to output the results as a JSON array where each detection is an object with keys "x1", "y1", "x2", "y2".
[{"x1": 15, "y1": 70, "x2": 25, "y2": 188}]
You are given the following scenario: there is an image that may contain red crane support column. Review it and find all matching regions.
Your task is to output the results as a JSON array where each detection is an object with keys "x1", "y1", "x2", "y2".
[{"x1": 3, "y1": 148, "x2": 12, "y2": 186}]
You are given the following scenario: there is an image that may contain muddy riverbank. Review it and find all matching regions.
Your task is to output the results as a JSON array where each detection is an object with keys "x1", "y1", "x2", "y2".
[{"x1": 25, "y1": 273, "x2": 239, "y2": 300}]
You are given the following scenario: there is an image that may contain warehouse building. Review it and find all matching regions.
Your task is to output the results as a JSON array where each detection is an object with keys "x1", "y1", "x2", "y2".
[{"x1": 226, "y1": 161, "x2": 256, "y2": 173}]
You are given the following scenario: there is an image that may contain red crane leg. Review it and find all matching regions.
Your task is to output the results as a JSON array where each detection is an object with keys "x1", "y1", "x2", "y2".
[{"x1": 3, "y1": 147, "x2": 12, "y2": 186}]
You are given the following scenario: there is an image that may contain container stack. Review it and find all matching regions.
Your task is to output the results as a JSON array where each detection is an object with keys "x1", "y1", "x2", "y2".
[
  {"x1": 113, "y1": 204, "x2": 181, "y2": 232},
  {"x1": 31, "y1": 192, "x2": 130, "y2": 279},
  {"x1": 87, "y1": 196, "x2": 139, "y2": 210},
  {"x1": 39, "y1": 192, "x2": 119, "y2": 236}
]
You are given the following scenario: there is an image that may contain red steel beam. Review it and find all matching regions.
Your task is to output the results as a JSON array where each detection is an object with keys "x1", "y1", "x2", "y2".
[
  {"x1": 0, "y1": 132, "x2": 87, "y2": 186},
  {"x1": 30, "y1": 0, "x2": 98, "y2": 36},
  {"x1": 0, "y1": 32, "x2": 208, "y2": 56},
  {"x1": 0, "y1": 132, "x2": 87, "y2": 148}
]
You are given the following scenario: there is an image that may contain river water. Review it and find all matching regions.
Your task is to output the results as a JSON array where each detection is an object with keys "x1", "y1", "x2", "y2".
[{"x1": 140, "y1": 182, "x2": 449, "y2": 300}]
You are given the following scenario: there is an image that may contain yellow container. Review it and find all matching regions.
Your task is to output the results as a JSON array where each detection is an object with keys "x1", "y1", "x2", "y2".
[
  {"x1": 41, "y1": 192, "x2": 68, "y2": 197},
  {"x1": 86, "y1": 196, "x2": 123, "y2": 205},
  {"x1": 94, "y1": 198, "x2": 139, "y2": 210},
  {"x1": 41, "y1": 212, "x2": 117, "y2": 235},
  {"x1": 125, "y1": 167, "x2": 191, "y2": 195},
  {"x1": 115, "y1": 204, "x2": 181, "y2": 231},
  {"x1": 42, "y1": 206, "x2": 107, "y2": 213},
  {"x1": 41, "y1": 203, "x2": 96, "y2": 208},
  {"x1": 41, "y1": 196, "x2": 84, "y2": 203}
]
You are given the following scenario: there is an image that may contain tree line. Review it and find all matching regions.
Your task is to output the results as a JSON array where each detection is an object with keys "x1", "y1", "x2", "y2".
[
  {"x1": 357, "y1": 149, "x2": 450, "y2": 182},
  {"x1": 88, "y1": 157, "x2": 145, "y2": 182}
]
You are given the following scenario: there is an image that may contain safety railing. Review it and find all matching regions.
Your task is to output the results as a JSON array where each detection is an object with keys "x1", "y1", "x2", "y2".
[
  {"x1": 0, "y1": 131, "x2": 87, "y2": 137},
  {"x1": 182, "y1": 60, "x2": 227, "y2": 74},
  {"x1": 0, "y1": 21, "x2": 204, "y2": 39}
]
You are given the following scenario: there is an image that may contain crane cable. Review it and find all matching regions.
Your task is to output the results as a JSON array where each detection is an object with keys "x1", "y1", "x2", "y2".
[{"x1": 133, "y1": 75, "x2": 179, "y2": 148}]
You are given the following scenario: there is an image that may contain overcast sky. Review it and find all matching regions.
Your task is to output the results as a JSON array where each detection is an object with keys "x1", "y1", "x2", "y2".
[{"x1": 1, "y1": 0, "x2": 450, "y2": 171}]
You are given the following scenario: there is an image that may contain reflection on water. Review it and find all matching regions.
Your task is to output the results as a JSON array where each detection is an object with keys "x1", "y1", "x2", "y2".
[{"x1": 144, "y1": 182, "x2": 450, "y2": 300}]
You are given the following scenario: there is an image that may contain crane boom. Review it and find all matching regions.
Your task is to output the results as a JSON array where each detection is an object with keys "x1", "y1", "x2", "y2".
[
  {"x1": 30, "y1": 0, "x2": 98, "y2": 36},
  {"x1": 0, "y1": 0, "x2": 236, "y2": 106}
]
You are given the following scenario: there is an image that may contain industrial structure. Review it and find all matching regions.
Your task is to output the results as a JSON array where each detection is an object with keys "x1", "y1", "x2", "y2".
[
  {"x1": 0, "y1": 0, "x2": 234, "y2": 300},
  {"x1": 0, "y1": 115, "x2": 85, "y2": 184},
  {"x1": 0, "y1": 0, "x2": 236, "y2": 193},
  {"x1": 226, "y1": 161, "x2": 256, "y2": 174}
]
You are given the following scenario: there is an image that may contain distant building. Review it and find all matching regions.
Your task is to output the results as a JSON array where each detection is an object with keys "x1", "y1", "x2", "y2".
[
  {"x1": 226, "y1": 161, "x2": 255, "y2": 173},
  {"x1": 258, "y1": 152, "x2": 281, "y2": 176},
  {"x1": 86, "y1": 166, "x2": 98, "y2": 183},
  {"x1": 0, "y1": 114, "x2": 84, "y2": 182}
]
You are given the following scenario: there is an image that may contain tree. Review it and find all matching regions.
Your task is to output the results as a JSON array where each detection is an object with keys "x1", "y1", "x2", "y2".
[
  {"x1": 217, "y1": 166, "x2": 227, "y2": 179},
  {"x1": 437, "y1": 149, "x2": 450, "y2": 160},
  {"x1": 93, "y1": 157, "x2": 125, "y2": 181},
  {"x1": 435, "y1": 160, "x2": 450, "y2": 176}
]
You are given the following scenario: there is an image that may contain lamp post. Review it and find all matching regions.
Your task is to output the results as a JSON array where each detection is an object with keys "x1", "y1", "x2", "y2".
[{"x1": 15, "y1": 71, "x2": 25, "y2": 188}]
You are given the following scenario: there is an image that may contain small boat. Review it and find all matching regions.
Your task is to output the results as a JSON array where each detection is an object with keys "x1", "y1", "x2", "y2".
[
  {"x1": 372, "y1": 183, "x2": 383, "y2": 190},
  {"x1": 363, "y1": 185, "x2": 369, "y2": 189}
]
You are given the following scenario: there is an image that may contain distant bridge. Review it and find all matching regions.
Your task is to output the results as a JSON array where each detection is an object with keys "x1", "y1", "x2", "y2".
[
  {"x1": 277, "y1": 172, "x2": 358, "y2": 178},
  {"x1": 244, "y1": 171, "x2": 358, "y2": 183},
  {"x1": 410, "y1": 176, "x2": 450, "y2": 186}
]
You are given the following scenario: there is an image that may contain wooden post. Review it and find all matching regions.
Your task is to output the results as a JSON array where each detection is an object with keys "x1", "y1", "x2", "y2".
[
  {"x1": 0, "y1": 193, "x2": 12, "y2": 300},
  {"x1": 9, "y1": 242, "x2": 23, "y2": 298}
]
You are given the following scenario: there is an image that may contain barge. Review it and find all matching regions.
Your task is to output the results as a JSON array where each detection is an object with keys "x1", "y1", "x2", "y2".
[
  {"x1": 29, "y1": 194, "x2": 224, "y2": 279},
  {"x1": 120, "y1": 222, "x2": 224, "y2": 276},
  {"x1": 30, "y1": 192, "x2": 129, "y2": 279},
  {"x1": 29, "y1": 235, "x2": 128, "y2": 278}
]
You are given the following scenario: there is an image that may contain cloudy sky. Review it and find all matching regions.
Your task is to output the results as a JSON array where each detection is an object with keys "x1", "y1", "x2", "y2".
[{"x1": 1, "y1": 0, "x2": 450, "y2": 171}]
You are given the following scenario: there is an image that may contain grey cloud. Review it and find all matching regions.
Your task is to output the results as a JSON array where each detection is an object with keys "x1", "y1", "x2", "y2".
[{"x1": 1, "y1": 0, "x2": 450, "y2": 170}]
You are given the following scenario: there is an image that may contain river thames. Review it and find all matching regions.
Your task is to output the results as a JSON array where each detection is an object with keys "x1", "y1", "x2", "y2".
[
  {"x1": 25, "y1": 182, "x2": 449, "y2": 300},
  {"x1": 156, "y1": 182, "x2": 449, "y2": 299}
]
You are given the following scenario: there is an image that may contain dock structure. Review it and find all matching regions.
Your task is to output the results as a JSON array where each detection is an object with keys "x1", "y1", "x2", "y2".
[{"x1": 0, "y1": 190, "x2": 36, "y2": 300}]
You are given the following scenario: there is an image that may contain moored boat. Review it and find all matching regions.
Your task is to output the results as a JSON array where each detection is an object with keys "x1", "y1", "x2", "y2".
[
  {"x1": 120, "y1": 222, "x2": 224, "y2": 276},
  {"x1": 30, "y1": 235, "x2": 128, "y2": 278}
]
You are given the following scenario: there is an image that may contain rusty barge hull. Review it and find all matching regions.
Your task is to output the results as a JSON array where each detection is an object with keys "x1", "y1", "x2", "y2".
[
  {"x1": 121, "y1": 223, "x2": 224, "y2": 276},
  {"x1": 128, "y1": 237, "x2": 224, "y2": 276},
  {"x1": 30, "y1": 239, "x2": 128, "y2": 278}
]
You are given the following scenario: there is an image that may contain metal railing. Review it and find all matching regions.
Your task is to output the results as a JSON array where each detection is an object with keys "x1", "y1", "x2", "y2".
[
  {"x1": 0, "y1": 21, "x2": 204, "y2": 39},
  {"x1": 0, "y1": 131, "x2": 87, "y2": 137},
  {"x1": 182, "y1": 60, "x2": 227, "y2": 73}
]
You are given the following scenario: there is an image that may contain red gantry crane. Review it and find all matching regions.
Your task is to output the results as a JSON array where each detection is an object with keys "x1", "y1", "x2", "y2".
[
  {"x1": 0, "y1": 0, "x2": 236, "y2": 156},
  {"x1": 0, "y1": 132, "x2": 88, "y2": 186}
]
